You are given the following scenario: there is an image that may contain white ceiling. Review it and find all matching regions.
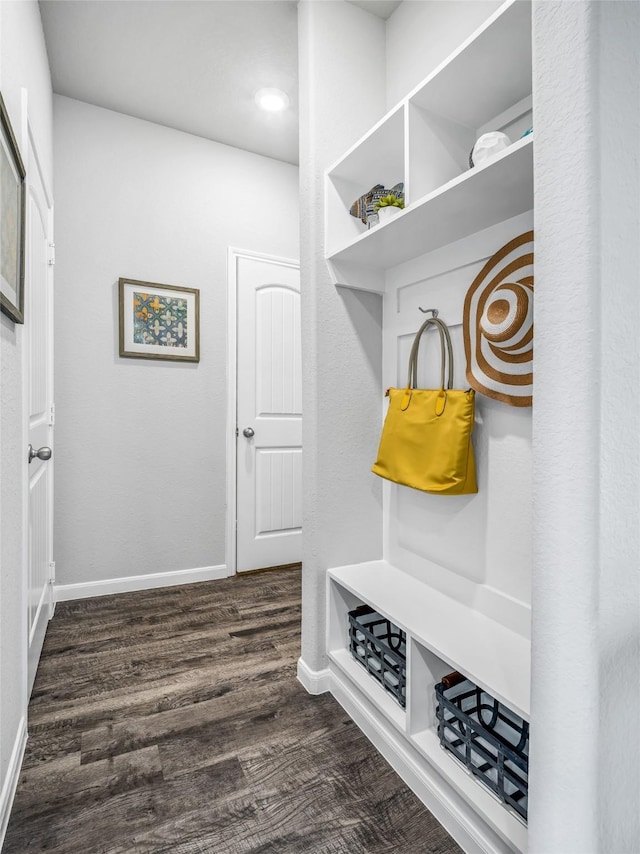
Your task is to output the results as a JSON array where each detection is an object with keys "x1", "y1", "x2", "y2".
[
  {"x1": 39, "y1": 0, "x2": 300, "y2": 164},
  {"x1": 348, "y1": 1, "x2": 402, "y2": 19},
  {"x1": 39, "y1": 0, "x2": 402, "y2": 166}
]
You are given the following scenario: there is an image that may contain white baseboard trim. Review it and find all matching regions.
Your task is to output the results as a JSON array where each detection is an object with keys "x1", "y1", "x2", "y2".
[
  {"x1": 0, "y1": 716, "x2": 27, "y2": 850},
  {"x1": 55, "y1": 564, "x2": 232, "y2": 602},
  {"x1": 328, "y1": 665, "x2": 518, "y2": 854},
  {"x1": 297, "y1": 657, "x2": 331, "y2": 694}
]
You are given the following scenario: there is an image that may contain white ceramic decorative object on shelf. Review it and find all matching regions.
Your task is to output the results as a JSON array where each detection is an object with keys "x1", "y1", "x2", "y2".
[
  {"x1": 376, "y1": 205, "x2": 402, "y2": 224},
  {"x1": 471, "y1": 131, "x2": 512, "y2": 167}
]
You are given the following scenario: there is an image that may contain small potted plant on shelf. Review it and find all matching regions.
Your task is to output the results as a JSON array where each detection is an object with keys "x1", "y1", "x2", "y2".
[{"x1": 374, "y1": 194, "x2": 405, "y2": 224}]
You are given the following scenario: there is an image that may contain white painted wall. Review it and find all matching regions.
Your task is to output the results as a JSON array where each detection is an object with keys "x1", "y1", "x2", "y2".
[
  {"x1": 530, "y1": 2, "x2": 640, "y2": 851},
  {"x1": 298, "y1": 0, "x2": 386, "y2": 674},
  {"x1": 385, "y1": 0, "x2": 502, "y2": 107},
  {"x1": 384, "y1": 208, "x2": 533, "y2": 639},
  {"x1": 0, "y1": 0, "x2": 53, "y2": 839},
  {"x1": 53, "y1": 96, "x2": 299, "y2": 588}
]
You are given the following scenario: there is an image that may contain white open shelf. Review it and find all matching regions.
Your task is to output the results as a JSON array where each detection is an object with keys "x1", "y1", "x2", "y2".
[
  {"x1": 329, "y1": 559, "x2": 530, "y2": 720},
  {"x1": 411, "y1": 727, "x2": 528, "y2": 852},
  {"x1": 327, "y1": 562, "x2": 530, "y2": 852},
  {"x1": 325, "y1": 0, "x2": 533, "y2": 291},
  {"x1": 328, "y1": 103, "x2": 405, "y2": 187},
  {"x1": 327, "y1": 135, "x2": 532, "y2": 275},
  {"x1": 407, "y1": 0, "x2": 532, "y2": 130},
  {"x1": 325, "y1": 104, "x2": 406, "y2": 268},
  {"x1": 328, "y1": 647, "x2": 406, "y2": 731}
]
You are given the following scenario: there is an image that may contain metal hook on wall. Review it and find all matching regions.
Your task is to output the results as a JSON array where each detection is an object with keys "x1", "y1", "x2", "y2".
[{"x1": 418, "y1": 307, "x2": 439, "y2": 317}]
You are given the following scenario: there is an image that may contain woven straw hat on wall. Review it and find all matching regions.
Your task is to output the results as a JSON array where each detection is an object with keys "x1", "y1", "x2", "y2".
[{"x1": 463, "y1": 231, "x2": 534, "y2": 407}]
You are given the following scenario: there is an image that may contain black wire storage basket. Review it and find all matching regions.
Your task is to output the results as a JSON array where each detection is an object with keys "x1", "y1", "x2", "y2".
[
  {"x1": 435, "y1": 672, "x2": 529, "y2": 821},
  {"x1": 348, "y1": 605, "x2": 407, "y2": 708}
]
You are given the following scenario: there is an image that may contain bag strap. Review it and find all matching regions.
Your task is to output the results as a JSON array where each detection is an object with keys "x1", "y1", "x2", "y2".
[{"x1": 406, "y1": 317, "x2": 454, "y2": 391}]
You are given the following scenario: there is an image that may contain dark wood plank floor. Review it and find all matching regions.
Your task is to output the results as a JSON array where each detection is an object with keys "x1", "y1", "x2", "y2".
[{"x1": 4, "y1": 567, "x2": 461, "y2": 854}]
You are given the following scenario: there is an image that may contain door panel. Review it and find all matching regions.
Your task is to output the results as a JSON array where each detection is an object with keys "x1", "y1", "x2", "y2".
[
  {"x1": 236, "y1": 256, "x2": 301, "y2": 572},
  {"x1": 255, "y1": 447, "x2": 302, "y2": 534},
  {"x1": 28, "y1": 466, "x2": 48, "y2": 637},
  {"x1": 26, "y1": 131, "x2": 53, "y2": 696},
  {"x1": 255, "y1": 286, "x2": 302, "y2": 416}
]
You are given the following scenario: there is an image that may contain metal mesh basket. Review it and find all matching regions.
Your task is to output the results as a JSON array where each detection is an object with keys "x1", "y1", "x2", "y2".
[
  {"x1": 348, "y1": 605, "x2": 407, "y2": 708},
  {"x1": 435, "y1": 672, "x2": 529, "y2": 821}
]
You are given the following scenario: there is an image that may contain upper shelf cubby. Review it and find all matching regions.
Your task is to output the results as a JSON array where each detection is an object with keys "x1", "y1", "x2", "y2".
[
  {"x1": 325, "y1": 104, "x2": 405, "y2": 261},
  {"x1": 330, "y1": 134, "x2": 532, "y2": 272},
  {"x1": 407, "y1": 0, "x2": 532, "y2": 132},
  {"x1": 325, "y1": 0, "x2": 533, "y2": 291}
]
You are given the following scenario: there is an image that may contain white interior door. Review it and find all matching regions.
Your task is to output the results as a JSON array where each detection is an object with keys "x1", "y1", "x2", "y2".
[
  {"x1": 236, "y1": 254, "x2": 301, "y2": 573},
  {"x1": 26, "y1": 126, "x2": 54, "y2": 696}
]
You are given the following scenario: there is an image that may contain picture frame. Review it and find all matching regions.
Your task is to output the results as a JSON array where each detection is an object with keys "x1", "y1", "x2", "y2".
[
  {"x1": 0, "y1": 92, "x2": 26, "y2": 324},
  {"x1": 118, "y1": 278, "x2": 200, "y2": 362}
]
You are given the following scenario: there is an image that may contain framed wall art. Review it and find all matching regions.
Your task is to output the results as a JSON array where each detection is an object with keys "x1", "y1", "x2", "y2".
[
  {"x1": 119, "y1": 278, "x2": 200, "y2": 362},
  {"x1": 0, "y1": 92, "x2": 26, "y2": 324}
]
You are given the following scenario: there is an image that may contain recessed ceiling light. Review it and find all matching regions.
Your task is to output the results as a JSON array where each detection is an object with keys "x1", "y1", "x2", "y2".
[{"x1": 255, "y1": 88, "x2": 290, "y2": 112}]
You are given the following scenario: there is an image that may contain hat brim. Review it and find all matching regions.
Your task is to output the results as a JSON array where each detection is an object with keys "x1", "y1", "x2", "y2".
[{"x1": 463, "y1": 231, "x2": 534, "y2": 407}]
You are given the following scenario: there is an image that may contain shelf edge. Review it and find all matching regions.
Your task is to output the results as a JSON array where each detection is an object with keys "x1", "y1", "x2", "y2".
[
  {"x1": 326, "y1": 135, "x2": 533, "y2": 271},
  {"x1": 328, "y1": 560, "x2": 531, "y2": 720}
]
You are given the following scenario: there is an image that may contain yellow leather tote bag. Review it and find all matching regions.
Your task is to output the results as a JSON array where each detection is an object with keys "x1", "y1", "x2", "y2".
[{"x1": 372, "y1": 317, "x2": 478, "y2": 495}]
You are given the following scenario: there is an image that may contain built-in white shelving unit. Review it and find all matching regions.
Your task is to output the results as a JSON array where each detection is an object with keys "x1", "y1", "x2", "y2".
[
  {"x1": 327, "y1": 561, "x2": 529, "y2": 854},
  {"x1": 329, "y1": 136, "x2": 532, "y2": 275},
  {"x1": 325, "y1": 0, "x2": 533, "y2": 294},
  {"x1": 322, "y1": 2, "x2": 533, "y2": 852},
  {"x1": 329, "y1": 561, "x2": 530, "y2": 719}
]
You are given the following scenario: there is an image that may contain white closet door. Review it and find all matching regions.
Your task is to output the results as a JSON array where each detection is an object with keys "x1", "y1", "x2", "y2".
[{"x1": 236, "y1": 255, "x2": 301, "y2": 573}]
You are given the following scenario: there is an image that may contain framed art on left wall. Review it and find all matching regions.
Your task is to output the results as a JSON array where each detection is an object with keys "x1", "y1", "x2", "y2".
[
  {"x1": 119, "y1": 278, "x2": 200, "y2": 362},
  {"x1": 0, "y1": 92, "x2": 26, "y2": 324}
]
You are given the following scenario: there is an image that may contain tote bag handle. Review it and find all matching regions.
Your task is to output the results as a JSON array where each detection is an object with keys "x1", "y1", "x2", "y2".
[{"x1": 406, "y1": 317, "x2": 454, "y2": 391}]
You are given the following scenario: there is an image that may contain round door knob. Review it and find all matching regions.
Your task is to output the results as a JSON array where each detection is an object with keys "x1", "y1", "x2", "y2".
[
  {"x1": 242, "y1": 427, "x2": 255, "y2": 438},
  {"x1": 28, "y1": 444, "x2": 52, "y2": 463}
]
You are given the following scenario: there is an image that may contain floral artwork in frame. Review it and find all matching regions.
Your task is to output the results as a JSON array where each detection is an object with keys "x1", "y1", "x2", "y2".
[
  {"x1": 0, "y1": 92, "x2": 26, "y2": 325},
  {"x1": 119, "y1": 278, "x2": 200, "y2": 362}
]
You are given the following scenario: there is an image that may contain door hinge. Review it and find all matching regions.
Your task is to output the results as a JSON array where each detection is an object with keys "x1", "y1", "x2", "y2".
[
  {"x1": 235, "y1": 427, "x2": 239, "y2": 438},
  {"x1": 49, "y1": 404, "x2": 55, "y2": 427},
  {"x1": 48, "y1": 243, "x2": 55, "y2": 266},
  {"x1": 49, "y1": 561, "x2": 56, "y2": 584}
]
